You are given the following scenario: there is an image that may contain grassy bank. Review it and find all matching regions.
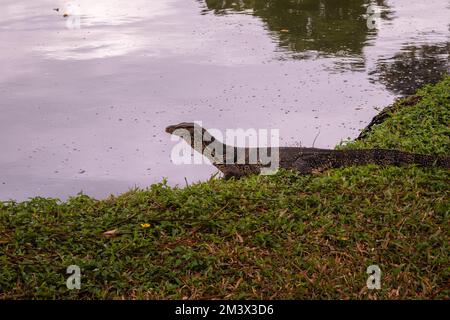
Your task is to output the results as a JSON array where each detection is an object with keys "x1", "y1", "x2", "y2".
[{"x1": 1, "y1": 77, "x2": 449, "y2": 299}]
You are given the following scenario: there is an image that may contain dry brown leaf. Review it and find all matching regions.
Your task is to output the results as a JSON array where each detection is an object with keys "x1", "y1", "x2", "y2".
[
  {"x1": 234, "y1": 277, "x2": 244, "y2": 290},
  {"x1": 102, "y1": 229, "x2": 118, "y2": 237}
]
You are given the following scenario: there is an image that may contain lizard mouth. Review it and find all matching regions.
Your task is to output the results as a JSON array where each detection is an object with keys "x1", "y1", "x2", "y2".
[
  {"x1": 165, "y1": 125, "x2": 177, "y2": 134},
  {"x1": 165, "y1": 122, "x2": 196, "y2": 134}
]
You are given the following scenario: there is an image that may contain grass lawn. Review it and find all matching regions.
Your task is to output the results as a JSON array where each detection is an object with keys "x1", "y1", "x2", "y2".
[{"x1": 1, "y1": 76, "x2": 449, "y2": 299}]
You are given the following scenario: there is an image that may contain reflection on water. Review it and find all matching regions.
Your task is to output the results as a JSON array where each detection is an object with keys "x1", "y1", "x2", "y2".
[
  {"x1": 203, "y1": 0, "x2": 387, "y2": 60},
  {"x1": 0, "y1": 0, "x2": 449, "y2": 200},
  {"x1": 372, "y1": 43, "x2": 450, "y2": 95},
  {"x1": 202, "y1": 0, "x2": 449, "y2": 82}
]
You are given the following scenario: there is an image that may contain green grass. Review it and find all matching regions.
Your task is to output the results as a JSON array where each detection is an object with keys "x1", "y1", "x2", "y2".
[
  {"x1": 339, "y1": 76, "x2": 450, "y2": 155},
  {"x1": 1, "y1": 76, "x2": 449, "y2": 300}
]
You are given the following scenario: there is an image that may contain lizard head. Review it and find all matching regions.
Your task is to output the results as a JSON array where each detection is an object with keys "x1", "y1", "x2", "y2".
[
  {"x1": 165, "y1": 122, "x2": 218, "y2": 153},
  {"x1": 165, "y1": 122, "x2": 199, "y2": 136}
]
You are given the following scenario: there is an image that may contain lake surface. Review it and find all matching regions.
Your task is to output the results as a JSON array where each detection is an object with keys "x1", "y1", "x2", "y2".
[{"x1": 1, "y1": 0, "x2": 449, "y2": 201}]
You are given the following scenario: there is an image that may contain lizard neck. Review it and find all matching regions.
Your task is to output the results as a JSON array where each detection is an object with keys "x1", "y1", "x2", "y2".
[{"x1": 183, "y1": 127, "x2": 228, "y2": 164}]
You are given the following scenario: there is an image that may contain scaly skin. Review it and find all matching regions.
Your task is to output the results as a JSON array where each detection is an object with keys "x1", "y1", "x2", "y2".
[{"x1": 166, "y1": 122, "x2": 450, "y2": 179}]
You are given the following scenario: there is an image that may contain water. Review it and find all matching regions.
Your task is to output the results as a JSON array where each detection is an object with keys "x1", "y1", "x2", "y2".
[{"x1": 0, "y1": 0, "x2": 448, "y2": 201}]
